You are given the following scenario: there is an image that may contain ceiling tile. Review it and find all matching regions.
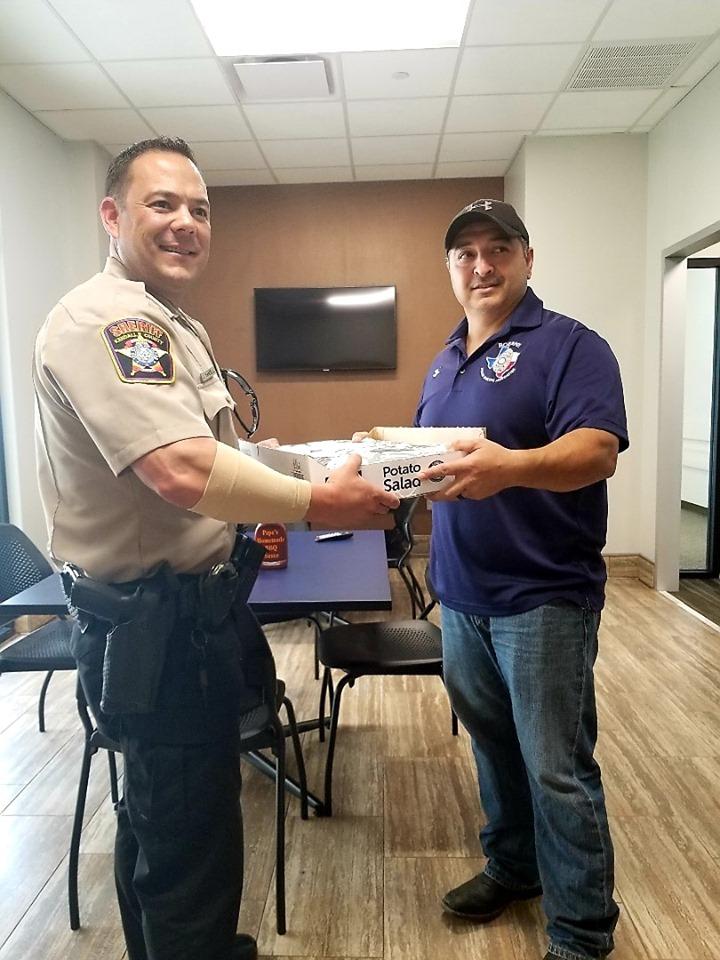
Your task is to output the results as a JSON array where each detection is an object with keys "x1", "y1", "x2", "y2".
[
  {"x1": 630, "y1": 87, "x2": 689, "y2": 130},
  {"x1": 456, "y1": 44, "x2": 583, "y2": 94},
  {"x1": 35, "y1": 109, "x2": 154, "y2": 141},
  {"x1": 351, "y1": 134, "x2": 439, "y2": 165},
  {"x1": 446, "y1": 93, "x2": 552, "y2": 132},
  {"x1": 260, "y1": 138, "x2": 351, "y2": 168},
  {"x1": 347, "y1": 98, "x2": 447, "y2": 136},
  {"x1": 47, "y1": 0, "x2": 213, "y2": 59},
  {"x1": 342, "y1": 49, "x2": 458, "y2": 99},
  {"x1": 541, "y1": 89, "x2": 660, "y2": 130},
  {"x1": 594, "y1": 0, "x2": 720, "y2": 41},
  {"x1": 467, "y1": 0, "x2": 607, "y2": 45},
  {"x1": 103, "y1": 59, "x2": 234, "y2": 107},
  {"x1": 0, "y1": 0, "x2": 708, "y2": 190},
  {"x1": 0, "y1": 0, "x2": 92, "y2": 63},
  {"x1": 205, "y1": 169, "x2": 275, "y2": 186},
  {"x1": 244, "y1": 102, "x2": 346, "y2": 140},
  {"x1": 355, "y1": 163, "x2": 434, "y2": 180},
  {"x1": 276, "y1": 167, "x2": 354, "y2": 184},
  {"x1": 190, "y1": 140, "x2": 266, "y2": 169},
  {"x1": 673, "y1": 35, "x2": 720, "y2": 87},
  {"x1": 435, "y1": 159, "x2": 509, "y2": 177},
  {"x1": 439, "y1": 131, "x2": 524, "y2": 162},
  {"x1": 139, "y1": 105, "x2": 251, "y2": 141},
  {"x1": 0, "y1": 63, "x2": 127, "y2": 110}
]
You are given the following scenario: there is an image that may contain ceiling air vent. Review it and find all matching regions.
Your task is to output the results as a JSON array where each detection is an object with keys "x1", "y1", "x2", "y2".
[
  {"x1": 567, "y1": 41, "x2": 700, "y2": 90},
  {"x1": 233, "y1": 58, "x2": 331, "y2": 100}
]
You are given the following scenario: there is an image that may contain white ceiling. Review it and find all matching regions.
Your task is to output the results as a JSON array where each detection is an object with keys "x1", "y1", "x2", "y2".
[{"x1": 1, "y1": 0, "x2": 720, "y2": 186}]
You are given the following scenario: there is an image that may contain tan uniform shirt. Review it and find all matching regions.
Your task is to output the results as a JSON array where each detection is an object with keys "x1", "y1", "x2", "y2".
[{"x1": 34, "y1": 256, "x2": 237, "y2": 582}]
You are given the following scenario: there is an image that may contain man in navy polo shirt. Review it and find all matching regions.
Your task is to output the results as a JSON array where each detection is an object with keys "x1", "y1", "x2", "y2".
[{"x1": 417, "y1": 200, "x2": 627, "y2": 960}]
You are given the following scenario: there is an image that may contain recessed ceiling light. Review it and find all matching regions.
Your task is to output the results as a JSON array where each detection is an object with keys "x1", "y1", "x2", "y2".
[{"x1": 190, "y1": 0, "x2": 472, "y2": 56}]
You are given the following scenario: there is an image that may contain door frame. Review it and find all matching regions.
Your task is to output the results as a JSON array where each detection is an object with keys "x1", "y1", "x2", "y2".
[
  {"x1": 656, "y1": 223, "x2": 720, "y2": 592},
  {"x1": 681, "y1": 258, "x2": 720, "y2": 577}
]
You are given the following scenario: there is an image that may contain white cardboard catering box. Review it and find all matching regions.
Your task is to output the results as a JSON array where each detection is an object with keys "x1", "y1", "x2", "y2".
[{"x1": 239, "y1": 426, "x2": 486, "y2": 498}]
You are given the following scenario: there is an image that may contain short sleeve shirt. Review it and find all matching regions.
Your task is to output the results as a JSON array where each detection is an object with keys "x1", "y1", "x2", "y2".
[
  {"x1": 34, "y1": 256, "x2": 237, "y2": 582},
  {"x1": 415, "y1": 287, "x2": 629, "y2": 615}
]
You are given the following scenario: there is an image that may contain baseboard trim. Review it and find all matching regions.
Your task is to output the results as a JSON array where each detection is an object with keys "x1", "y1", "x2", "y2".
[{"x1": 605, "y1": 554, "x2": 655, "y2": 587}]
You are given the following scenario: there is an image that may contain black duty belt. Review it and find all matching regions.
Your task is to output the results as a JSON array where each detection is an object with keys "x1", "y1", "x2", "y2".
[{"x1": 61, "y1": 534, "x2": 266, "y2": 628}]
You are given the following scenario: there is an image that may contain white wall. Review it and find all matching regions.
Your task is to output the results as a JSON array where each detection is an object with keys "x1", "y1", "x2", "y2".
[
  {"x1": 644, "y1": 63, "x2": 720, "y2": 589},
  {"x1": 504, "y1": 134, "x2": 648, "y2": 555},
  {"x1": 0, "y1": 90, "x2": 108, "y2": 552}
]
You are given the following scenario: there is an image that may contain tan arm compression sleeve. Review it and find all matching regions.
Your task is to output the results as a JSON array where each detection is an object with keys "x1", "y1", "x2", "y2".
[{"x1": 191, "y1": 441, "x2": 311, "y2": 523}]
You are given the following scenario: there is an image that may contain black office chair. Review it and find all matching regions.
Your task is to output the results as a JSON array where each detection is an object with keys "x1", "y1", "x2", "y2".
[
  {"x1": 0, "y1": 523, "x2": 75, "y2": 732},
  {"x1": 68, "y1": 683, "x2": 120, "y2": 931},
  {"x1": 316, "y1": 595, "x2": 458, "y2": 817},
  {"x1": 238, "y1": 680, "x2": 308, "y2": 935},
  {"x1": 385, "y1": 498, "x2": 426, "y2": 617},
  {"x1": 420, "y1": 564, "x2": 439, "y2": 620},
  {"x1": 68, "y1": 679, "x2": 307, "y2": 937}
]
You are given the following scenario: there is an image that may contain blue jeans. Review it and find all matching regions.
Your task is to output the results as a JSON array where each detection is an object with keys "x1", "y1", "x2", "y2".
[{"x1": 441, "y1": 601, "x2": 619, "y2": 960}]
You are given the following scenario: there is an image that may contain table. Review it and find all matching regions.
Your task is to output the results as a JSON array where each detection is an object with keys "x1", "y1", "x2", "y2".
[
  {"x1": 249, "y1": 530, "x2": 391, "y2": 614},
  {"x1": 0, "y1": 530, "x2": 391, "y2": 618},
  {"x1": 0, "y1": 530, "x2": 391, "y2": 814}
]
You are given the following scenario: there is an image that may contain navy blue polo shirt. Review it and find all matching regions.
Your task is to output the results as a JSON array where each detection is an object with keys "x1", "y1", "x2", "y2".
[{"x1": 415, "y1": 287, "x2": 628, "y2": 616}]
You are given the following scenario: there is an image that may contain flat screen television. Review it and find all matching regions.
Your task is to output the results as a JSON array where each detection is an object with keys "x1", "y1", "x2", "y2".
[{"x1": 254, "y1": 285, "x2": 397, "y2": 372}]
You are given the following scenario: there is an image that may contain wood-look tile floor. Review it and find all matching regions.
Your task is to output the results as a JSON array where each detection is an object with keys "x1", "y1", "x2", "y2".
[{"x1": 1, "y1": 570, "x2": 719, "y2": 959}]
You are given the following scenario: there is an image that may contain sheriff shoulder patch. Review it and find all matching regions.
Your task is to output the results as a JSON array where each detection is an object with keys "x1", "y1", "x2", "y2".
[{"x1": 102, "y1": 318, "x2": 175, "y2": 384}]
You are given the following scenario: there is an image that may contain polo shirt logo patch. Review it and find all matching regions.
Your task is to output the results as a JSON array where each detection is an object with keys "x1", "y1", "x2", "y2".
[
  {"x1": 481, "y1": 341, "x2": 521, "y2": 383},
  {"x1": 102, "y1": 318, "x2": 175, "y2": 383}
]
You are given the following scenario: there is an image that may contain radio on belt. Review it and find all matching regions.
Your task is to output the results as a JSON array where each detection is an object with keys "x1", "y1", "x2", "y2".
[{"x1": 238, "y1": 426, "x2": 486, "y2": 499}]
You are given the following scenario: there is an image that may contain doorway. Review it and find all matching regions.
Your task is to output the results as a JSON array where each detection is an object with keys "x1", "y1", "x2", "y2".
[
  {"x1": 673, "y1": 249, "x2": 720, "y2": 625},
  {"x1": 680, "y1": 257, "x2": 720, "y2": 576}
]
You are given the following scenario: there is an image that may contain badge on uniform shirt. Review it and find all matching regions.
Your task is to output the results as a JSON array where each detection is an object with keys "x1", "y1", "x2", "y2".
[
  {"x1": 481, "y1": 341, "x2": 521, "y2": 383},
  {"x1": 102, "y1": 318, "x2": 175, "y2": 383}
]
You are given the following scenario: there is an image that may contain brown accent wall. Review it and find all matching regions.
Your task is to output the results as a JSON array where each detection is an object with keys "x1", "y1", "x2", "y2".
[{"x1": 184, "y1": 177, "x2": 503, "y2": 443}]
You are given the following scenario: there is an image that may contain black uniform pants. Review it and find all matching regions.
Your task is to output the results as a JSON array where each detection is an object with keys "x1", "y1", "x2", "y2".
[
  {"x1": 115, "y1": 734, "x2": 242, "y2": 960},
  {"x1": 70, "y1": 599, "x2": 270, "y2": 960}
]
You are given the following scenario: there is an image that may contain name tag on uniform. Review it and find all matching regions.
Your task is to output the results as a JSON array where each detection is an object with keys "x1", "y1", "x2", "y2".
[{"x1": 199, "y1": 367, "x2": 216, "y2": 385}]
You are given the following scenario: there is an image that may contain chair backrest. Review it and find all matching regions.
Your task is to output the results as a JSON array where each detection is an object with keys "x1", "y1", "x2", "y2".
[
  {"x1": 0, "y1": 524, "x2": 54, "y2": 601},
  {"x1": 385, "y1": 496, "x2": 421, "y2": 562},
  {"x1": 419, "y1": 564, "x2": 439, "y2": 620}
]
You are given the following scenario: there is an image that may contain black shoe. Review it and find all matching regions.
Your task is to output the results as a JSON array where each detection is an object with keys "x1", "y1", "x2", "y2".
[
  {"x1": 232, "y1": 933, "x2": 258, "y2": 960},
  {"x1": 441, "y1": 871, "x2": 542, "y2": 921}
]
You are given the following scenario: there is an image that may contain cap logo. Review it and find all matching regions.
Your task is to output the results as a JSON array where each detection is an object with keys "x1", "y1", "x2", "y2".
[{"x1": 471, "y1": 200, "x2": 495, "y2": 212}]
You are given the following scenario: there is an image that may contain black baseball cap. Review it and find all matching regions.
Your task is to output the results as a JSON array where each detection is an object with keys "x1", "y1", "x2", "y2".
[{"x1": 445, "y1": 199, "x2": 530, "y2": 251}]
